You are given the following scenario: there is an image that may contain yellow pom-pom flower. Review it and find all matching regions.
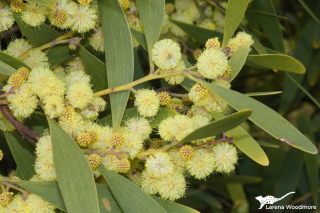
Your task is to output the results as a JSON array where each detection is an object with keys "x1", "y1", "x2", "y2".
[
  {"x1": 25, "y1": 194, "x2": 56, "y2": 213},
  {"x1": 157, "y1": 172, "x2": 186, "y2": 201},
  {"x1": 145, "y1": 152, "x2": 174, "y2": 178},
  {"x1": 0, "y1": 111, "x2": 19, "y2": 132},
  {"x1": 77, "y1": 131, "x2": 92, "y2": 147},
  {"x1": 89, "y1": 26, "x2": 105, "y2": 52},
  {"x1": 78, "y1": 0, "x2": 92, "y2": 5},
  {"x1": 111, "y1": 132, "x2": 124, "y2": 147},
  {"x1": 141, "y1": 170, "x2": 161, "y2": 195},
  {"x1": 159, "y1": 60, "x2": 186, "y2": 85},
  {"x1": 158, "y1": 115, "x2": 194, "y2": 141},
  {"x1": 149, "y1": 138, "x2": 163, "y2": 149},
  {"x1": 165, "y1": 97, "x2": 184, "y2": 112},
  {"x1": 125, "y1": 117, "x2": 152, "y2": 140},
  {"x1": 7, "y1": 88, "x2": 38, "y2": 118},
  {"x1": 4, "y1": 38, "x2": 33, "y2": 58},
  {"x1": 21, "y1": 2, "x2": 48, "y2": 27},
  {"x1": 134, "y1": 89, "x2": 160, "y2": 117},
  {"x1": 23, "y1": 49, "x2": 49, "y2": 68},
  {"x1": 188, "y1": 83, "x2": 209, "y2": 102},
  {"x1": 168, "y1": 151, "x2": 185, "y2": 173},
  {"x1": 28, "y1": 67, "x2": 55, "y2": 96},
  {"x1": 88, "y1": 154, "x2": 101, "y2": 168},
  {"x1": 186, "y1": 149, "x2": 215, "y2": 179},
  {"x1": 72, "y1": 5, "x2": 97, "y2": 33},
  {"x1": 212, "y1": 142, "x2": 238, "y2": 173},
  {"x1": 196, "y1": 48, "x2": 228, "y2": 80},
  {"x1": 0, "y1": 192, "x2": 14, "y2": 206},
  {"x1": 8, "y1": 73, "x2": 24, "y2": 88},
  {"x1": 158, "y1": 91, "x2": 171, "y2": 105},
  {"x1": 49, "y1": 0, "x2": 78, "y2": 29},
  {"x1": 0, "y1": 4, "x2": 14, "y2": 33},
  {"x1": 65, "y1": 56, "x2": 85, "y2": 73},
  {"x1": 35, "y1": 156, "x2": 57, "y2": 181},
  {"x1": 117, "y1": 159, "x2": 131, "y2": 173},
  {"x1": 36, "y1": 135, "x2": 53, "y2": 159},
  {"x1": 17, "y1": 67, "x2": 30, "y2": 80},
  {"x1": 66, "y1": 81, "x2": 94, "y2": 109},
  {"x1": 188, "y1": 105, "x2": 212, "y2": 119},
  {"x1": 43, "y1": 96, "x2": 66, "y2": 119},
  {"x1": 117, "y1": 131, "x2": 144, "y2": 159},
  {"x1": 5, "y1": 195, "x2": 27, "y2": 213},
  {"x1": 180, "y1": 145, "x2": 194, "y2": 160},
  {"x1": 10, "y1": 0, "x2": 24, "y2": 13},
  {"x1": 80, "y1": 96, "x2": 106, "y2": 119},
  {"x1": 223, "y1": 65, "x2": 232, "y2": 77},
  {"x1": 102, "y1": 154, "x2": 120, "y2": 172},
  {"x1": 152, "y1": 39, "x2": 181, "y2": 70},
  {"x1": 205, "y1": 37, "x2": 220, "y2": 50},
  {"x1": 119, "y1": 0, "x2": 130, "y2": 11},
  {"x1": 65, "y1": 71, "x2": 90, "y2": 88}
]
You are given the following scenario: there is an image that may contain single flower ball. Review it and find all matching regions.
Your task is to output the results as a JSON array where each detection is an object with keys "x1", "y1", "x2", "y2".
[
  {"x1": 212, "y1": 142, "x2": 238, "y2": 173},
  {"x1": 145, "y1": 152, "x2": 174, "y2": 178},
  {"x1": 134, "y1": 89, "x2": 160, "y2": 117},
  {"x1": 151, "y1": 39, "x2": 181, "y2": 69},
  {"x1": 196, "y1": 49, "x2": 228, "y2": 80}
]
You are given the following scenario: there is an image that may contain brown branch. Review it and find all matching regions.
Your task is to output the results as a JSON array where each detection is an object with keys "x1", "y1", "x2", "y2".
[{"x1": 0, "y1": 105, "x2": 40, "y2": 146}]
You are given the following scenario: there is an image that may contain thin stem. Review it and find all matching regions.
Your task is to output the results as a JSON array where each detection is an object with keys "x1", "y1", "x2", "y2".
[
  {"x1": 0, "y1": 99, "x2": 9, "y2": 105},
  {"x1": 94, "y1": 71, "x2": 185, "y2": 97},
  {"x1": 189, "y1": 71, "x2": 202, "y2": 77},
  {"x1": 192, "y1": 0, "x2": 206, "y2": 24},
  {"x1": 205, "y1": 0, "x2": 225, "y2": 14},
  {"x1": 129, "y1": 87, "x2": 138, "y2": 94},
  {"x1": 2, "y1": 181, "x2": 30, "y2": 194},
  {"x1": 18, "y1": 34, "x2": 81, "y2": 60}
]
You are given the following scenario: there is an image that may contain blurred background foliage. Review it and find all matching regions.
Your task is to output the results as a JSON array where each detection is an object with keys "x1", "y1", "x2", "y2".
[{"x1": 1, "y1": 0, "x2": 320, "y2": 212}]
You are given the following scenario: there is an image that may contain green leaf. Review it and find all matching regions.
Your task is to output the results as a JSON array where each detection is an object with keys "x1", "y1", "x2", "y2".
[
  {"x1": 179, "y1": 110, "x2": 252, "y2": 144},
  {"x1": 130, "y1": 28, "x2": 148, "y2": 50},
  {"x1": 245, "y1": 91, "x2": 282, "y2": 96},
  {"x1": 170, "y1": 20, "x2": 223, "y2": 44},
  {"x1": 185, "y1": 190, "x2": 221, "y2": 212},
  {"x1": 98, "y1": 0, "x2": 134, "y2": 129},
  {"x1": 190, "y1": 78, "x2": 318, "y2": 154},
  {"x1": 5, "y1": 132, "x2": 35, "y2": 180},
  {"x1": 46, "y1": 44, "x2": 75, "y2": 67},
  {"x1": 152, "y1": 196, "x2": 199, "y2": 213},
  {"x1": 99, "y1": 166, "x2": 166, "y2": 213},
  {"x1": 247, "y1": 54, "x2": 306, "y2": 74},
  {"x1": 204, "y1": 176, "x2": 262, "y2": 185},
  {"x1": 0, "y1": 60, "x2": 16, "y2": 76},
  {"x1": 47, "y1": 118, "x2": 100, "y2": 213},
  {"x1": 228, "y1": 44, "x2": 250, "y2": 82},
  {"x1": 256, "y1": 141, "x2": 279, "y2": 148},
  {"x1": 136, "y1": 0, "x2": 164, "y2": 71},
  {"x1": 251, "y1": 0, "x2": 284, "y2": 53},
  {"x1": 13, "y1": 13, "x2": 60, "y2": 47},
  {"x1": 298, "y1": 0, "x2": 320, "y2": 24},
  {"x1": 26, "y1": 0, "x2": 55, "y2": 7},
  {"x1": 223, "y1": 0, "x2": 250, "y2": 47},
  {"x1": 0, "y1": 52, "x2": 31, "y2": 70},
  {"x1": 78, "y1": 45, "x2": 108, "y2": 91},
  {"x1": 98, "y1": 107, "x2": 178, "y2": 128},
  {"x1": 307, "y1": 51, "x2": 320, "y2": 86},
  {"x1": 226, "y1": 182, "x2": 248, "y2": 213},
  {"x1": 133, "y1": 48, "x2": 151, "y2": 90},
  {"x1": 212, "y1": 113, "x2": 269, "y2": 166}
]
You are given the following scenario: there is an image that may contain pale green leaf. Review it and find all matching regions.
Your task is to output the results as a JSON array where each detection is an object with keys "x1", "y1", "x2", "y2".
[
  {"x1": 98, "y1": 0, "x2": 134, "y2": 129},
  {"x1": 223, "y1": 0, "x2": 250, "y2": 47},
  {"x1": 170, "y1": 20, "x2": 223, "y2": 44},
  {"x1": 247, "y1": 54, "x2": 306, "y2": 74},
  {"x1": 99, "y1": 166, "x2": 166, "y2": 213},
  {"x1": 228, "y1": 44, "x2": 250, "y2": 82},
  {"x1": 190, "y1": 78, "x2": 317, "y2": 154},
  {"x1": 251, "y1": 0, "x2": 284, "y2": 52},
  {"x1": 133, "y1": 48, "x2": 151, "y2": 89},
  {"x1": 130, "y1": 28, "x2": 147, "y2": 50},
  {"x1": 0, "y1": 60, "x2": 16, "y2": 76},
  {"x1": 226, "y1": 182, "x2": 248, "y2": 213},
  {"x1": 179, "y1": 110, "x2": 252, "y2": 144},
  {"x1": 13, "y1": 13, "x2": 60, "y2": 47},
  {"x1": 0, "y1": 52, "x2": 31, "y2": 70},
  {"x1": 307, "y1": 51, "x2": 320, "y2": 86},
  {"x1": 47, "y1": 118, "x2": 100, "y2": 213},
  {"x1": 46, "y1": 44, "x2": 75, "y2": 67},
  {"x1": 245, "y1": 91, "x2": 282, "y2": 96},
  {"x1": 212, "y1": 113, "x2": 269, "y2": 166},
  {"x1": 79, "y1": 45, "x2": 108, "y2": 91},
  {"x1": 136, "y1": 0, "x2": 164, "y2": 71},
  {"x1": 26, "y1": 0, "x2": 55, "y2": 6},
  {"x1": 152, "y1": 196, "x2": 200, "y2": 213},
  {"x1": 5, "y1": 132, "x2": 35, "y2": 180}
]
